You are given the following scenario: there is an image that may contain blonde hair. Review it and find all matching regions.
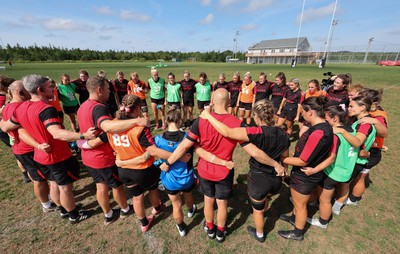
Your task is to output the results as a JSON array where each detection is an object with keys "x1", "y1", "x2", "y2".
[{"x1": 253, "y1": 99, "x2": 275, "y2": 126}]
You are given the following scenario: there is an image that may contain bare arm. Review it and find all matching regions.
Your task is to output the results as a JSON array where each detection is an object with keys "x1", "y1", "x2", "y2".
[
  {"x1": 277, "y1": 98, "x2": 286, "y2": 115},
  {"x1": 115, "y1": 152, "x2": 151, "y2": 167},
  {"x1": 0, "y1": 119, "x2": 19, "y2": 132},
  {"x1": 18, "y1": 128, "x2": 51, "y2": 153},
  {"x1": 194, "y1": 146, "x2": 234, "y2": 169},
  {"x1": 358, "y1": 117, "x2": 388, "y2": 138},
  {"x1": 146, "y1": 145, "x2": 191, "y2": 163},
  {"x1": 100, "y1": 118, "x2": 149, "y2": 133},
  {"x1": 242, "y1": 143, "x2": 285, "y2": 176},
  {"x1": 200, "y1": 110, "x2": 249, "y2": 141},
  {"x1": 283, "y1": 157, "x2": 308, "y2": 167},
  {"x1": 46, "y1": 125, "x2": 97, "y2": 141},
  {"x1": 333, "y1": 127, "x2": 366, "y2": 147},
  {"x1": 159, "y1": 138, "x2": 195, "y2": 171},
  {"x1": 301, "y1": 152, "x2": 336, "y2": 176}
]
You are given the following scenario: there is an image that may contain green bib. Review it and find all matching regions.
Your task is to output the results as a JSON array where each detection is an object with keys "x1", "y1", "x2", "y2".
[
  {"x1": 167, "y1": 83, "x2": 181, "y2": 103},
  {"x1": 195, "y1": 81, "x2": 211, "y2": 101},
  {"x1": 148, "y1": 78, "x2": 165, "y2": 99}
]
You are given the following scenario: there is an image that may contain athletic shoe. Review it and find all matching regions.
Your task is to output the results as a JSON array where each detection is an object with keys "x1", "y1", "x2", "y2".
[
  {"x1": 344, "y1": 198, "x2": 358, "y2": 206},
  {"x1": 332, "y1": 208, "x2": 341, "y2": 215},
  {"x1": 154, "y1": 124, "x2": 159, "y2": 130},
  {"x1": 176, "y1": 223, "x2": 187, "y2": 237},
  {"x1": 42, "y1": 202, "x2": 57, "y2": 213},
  {"x1": 216, "y1": 228, "x2": 228, "y2": 243},
  {"x1": 59, "y1": 203, "x2": 83, "y2": 219},
  {"x1": 247, "y1": 226, "x2": 266, "y2": 243},
  {"x1": 69, "y1": 209, "x2": 93, "y2": 225},
  {"x1": 307, "y1": 217, "x2": 328, "y2": 229},
  {"x1": 161, "y1": 124, "x2": 166, "y2": 130},
  {"x1": 187, "y1": 204, "x2": 197, "y2": 218},
  {"x1": 278, "y1": 230, "x2": 304, "y2": 241},
  {"x1": 279, "y1": 214, "x2": 295, "y2": 226},
  {"x1": 151, "y1": 201, "x2": 164, "y2": 216},
  {"x1": 104, "y1": 209, "x2": 120, "y2": 226},
  {"x1": 203, "y1": 221, "x2": 216, "y2": 239},
  {"x1": 120, "y1": 204, "x2": 134, "y2": 218},
  {"x1": 141, "y1": 216, "x2": 154, "y2": 233}
]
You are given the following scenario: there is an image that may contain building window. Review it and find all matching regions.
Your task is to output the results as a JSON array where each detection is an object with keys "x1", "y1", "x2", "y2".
[{"x1": 271, "y1": 49, "x2": 275, "y2": 53}]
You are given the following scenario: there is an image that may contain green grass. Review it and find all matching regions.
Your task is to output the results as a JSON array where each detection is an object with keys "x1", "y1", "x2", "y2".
[{"x1": 1, "y1": 62, "x2": 400, "y2": 253}]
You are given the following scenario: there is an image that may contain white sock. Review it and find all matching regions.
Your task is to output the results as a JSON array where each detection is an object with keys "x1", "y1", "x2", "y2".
[
  {"x1": 256, "y1": 231, "x2": 264, "y2": 238},
  {"x1": 105, "y1": 209, "x2": 113, "y2": 218},
  {"x1": 332, "y1": 201, "x2": 343, "y2": 211},
  {"x1": 41, "y1": 200, "x2": 52, "y2": 209},
  {"x1": 121, "y1": 206, "x2": 130, "y2": 213}
]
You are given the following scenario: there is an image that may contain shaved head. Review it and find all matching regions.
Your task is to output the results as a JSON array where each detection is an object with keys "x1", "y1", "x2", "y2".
[{"x1": 213, "y1": 88, "x2": 229, "y2": 105}]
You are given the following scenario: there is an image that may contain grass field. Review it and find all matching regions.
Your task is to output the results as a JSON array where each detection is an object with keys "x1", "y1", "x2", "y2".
[{"x1": 0, "y1": 62, "x2": 399, "y2": 254}]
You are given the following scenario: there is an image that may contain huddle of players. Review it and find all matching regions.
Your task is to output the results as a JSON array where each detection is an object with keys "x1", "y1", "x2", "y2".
[{"x1": 0, "y1": 71, "x2": 388, "y2": 244}]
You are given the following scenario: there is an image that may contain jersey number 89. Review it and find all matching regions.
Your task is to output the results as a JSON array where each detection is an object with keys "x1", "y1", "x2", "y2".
[{"x1": 112, "y1": 134, "x2": 130, "y2": 147}]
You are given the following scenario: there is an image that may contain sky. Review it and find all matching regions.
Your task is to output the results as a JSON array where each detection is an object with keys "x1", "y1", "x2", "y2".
[{"x1": 1, "y1": 0, "x2": 399, "y2": 53}]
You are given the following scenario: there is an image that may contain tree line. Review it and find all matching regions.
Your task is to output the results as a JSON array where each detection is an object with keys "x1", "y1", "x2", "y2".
[{"x1": 0, "y1": 44, "x2": 245, "y2": 63}]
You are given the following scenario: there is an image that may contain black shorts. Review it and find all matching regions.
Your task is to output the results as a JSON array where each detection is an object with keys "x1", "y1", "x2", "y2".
[
  {"x1": 118, "y1": 165, "x2": 160, "y2": 195},
  {"x1": 229, "y1": 97, "x2": 238, "y2": 108},
  {"x1": 197, "y1": 100, "x2": 210, "y2": 110},
  {"x1": 290, "y1": 169, "x2": 324, "y2": 195},
  {"x1": 247, "y1": 170, "x2": 282, "y2": 201},
  {"x1": 239, "y1": 102, "x2": 252, "y2": 111},
  {"x1": 183, "y1": 98, "x2": 194, "y2": 107},
  {"x1": 140, "y1": 99, "x2": 148, "y2": 113},
  {"x1": 44, "y1": 156, "x2": 80, "y2": 185},
  {"x1": 63, "y1": 105, "x2": 79, "y2": 114},
  {"x1": 280, "y1": 105, "x2": 297, "y2": 122},
  {"x1": 151, "y1": 98, "x2": 165, "y2": 105},
  {"x1": 298, "y1": 115, "x2": 305, "y2": 123},
  {"x1": 15, "y1": 152, "x2": 54, "y2": 182},
  {"x1": 86, "y1": 164, "x2": 123, "y2": 188},
  {"x1": 198, "y1": 170, "x2": 234, "y2": 200},
  {"x1": 168, "y1": 102, "x2": 181, "y2": 109},
  {"x1": 165, "y1": 182, "x2": 196, "y2": 195},
  {"x1": 364, "y1": 148, "x2": 382, "y2": 169},
  {"x1": 320, "y1": 174, "x2": 340, "y2": 190}
]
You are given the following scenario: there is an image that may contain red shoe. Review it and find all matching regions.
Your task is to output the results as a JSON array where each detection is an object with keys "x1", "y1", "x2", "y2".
[{"x1": 141, "y1": 216, "x2": 154, "y2": 233}]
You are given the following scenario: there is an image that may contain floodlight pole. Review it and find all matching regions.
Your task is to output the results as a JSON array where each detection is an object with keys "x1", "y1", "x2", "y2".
[
  {"x1": 233, "y1": 30, "x2": 239, "y2": 62},
  {"x1": 326, "y1": 19, "x2": 338, "y2": 62},
  {"x1": 363, "y1": 37, "x2": 374, "y2": 63},
  {"x1": 323, "y1": 0, "x2": 338, "y2": 59},
  {"x1": 293, "y1": 0, "x2": 306, "y2": 67}
]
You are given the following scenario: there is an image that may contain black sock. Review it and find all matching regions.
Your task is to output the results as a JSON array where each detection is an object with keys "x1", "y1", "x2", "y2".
[
  {"x1": 177, "y1": 222, "x2": 185, "y2": 231},
  {"x1": 154, "y1": 205, "x2": 161, "y2": 212},
  {"x1": 58, "y1": 206, "x2": 67, "y2": 214},
  {"x1": 290, "y1": 214, "x2": 296, "y2": 222},
  {"x1": 293, "y1": 227, "x2": 303, "y2": 236},
  {"x1": 349, "y1": 194, "x2": 361, "y2": 202},
  {"x1": 69, "y1": 209, "x2": 79, "y2": 219},
  {"x1": 319, "y1": 217, "x2": 329, "y2": 225},
  {"x1": 140, "y1": 217, "x2": 149, "y2": 226}
]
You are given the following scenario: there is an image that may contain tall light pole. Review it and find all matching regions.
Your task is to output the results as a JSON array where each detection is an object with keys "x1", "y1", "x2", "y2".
[
  {"x1": 233, "y1": 30, "x2": 239, "y2": 62},
  {"x1": 363, "y1": 37, "x2": 374, "y2": 63},
  {"x1": 323, "y1": 0, "x2": 339, "y2": 60},
  {"x1": 326, "y1": 19, "x2": 338, "y2": 62},
  {"x1": 293, "y1": 0, "x2": 306, "y2": 67}
]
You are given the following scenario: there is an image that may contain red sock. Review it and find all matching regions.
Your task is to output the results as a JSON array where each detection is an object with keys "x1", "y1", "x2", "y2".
[
  {"x1": 217, "y1": 226, "x2": 225, "y2": 232},
  {"x1": 206, "y1": 221, "x2": 214, "y2": 230}
]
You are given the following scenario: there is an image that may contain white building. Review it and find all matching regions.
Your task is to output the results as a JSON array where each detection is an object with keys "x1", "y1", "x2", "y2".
[{"x1": 246, "y1": 37, "x2": 313, "y2": 64}]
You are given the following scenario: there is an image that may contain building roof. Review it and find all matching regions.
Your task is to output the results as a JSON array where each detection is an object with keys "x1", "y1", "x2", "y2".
[{"x1": 249, "y1": 37, "x2": 310, "y2": 50}]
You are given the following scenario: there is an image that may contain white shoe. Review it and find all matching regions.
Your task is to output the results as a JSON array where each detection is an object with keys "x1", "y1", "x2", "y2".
[
  {"x1": 344, "y1": 198, "x2": 358, "y2": 206},
  {"x1": 307, "y1": 217, "x2": 328, "y2": 229},
  {"x1": 176, "y1": 224, "x2": 187, "y2": 237},
  {"x1": 187, "y1": 204, "x2": 197, "y2": 218},
  {"x1": 332, "y1": 207, "x2": 341, "y2": 215}
]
